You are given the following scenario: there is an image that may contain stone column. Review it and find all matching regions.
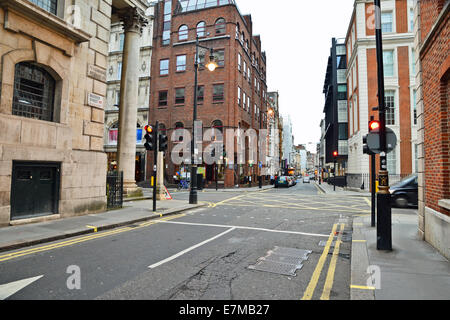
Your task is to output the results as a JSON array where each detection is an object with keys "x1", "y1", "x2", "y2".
[{"x1": 117, "y1": 8, "x2": 147, "y2": 197}]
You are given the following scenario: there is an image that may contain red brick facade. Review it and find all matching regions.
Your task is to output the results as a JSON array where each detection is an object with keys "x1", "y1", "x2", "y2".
[
  {"x1": 420, "y1": 0, "x2": 449, "y2": 215},
  {"x1": 148, "y1": 1, "x2": 269, "y2": 188}
]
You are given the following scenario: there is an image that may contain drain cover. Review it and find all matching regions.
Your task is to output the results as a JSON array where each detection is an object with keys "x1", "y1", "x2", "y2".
[{"x1": 248, "y1": 247, "x2": 312, "y2": 277}]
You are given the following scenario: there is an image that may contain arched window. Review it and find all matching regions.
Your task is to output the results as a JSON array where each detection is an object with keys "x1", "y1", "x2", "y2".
[
  {"x1": 13, "y1": 62, "x2": 56, "y2": 122},
  {"x1": 197, "y1": 21, "x2": 206, "y2": 38},
  {"x1": 215, "y1": 18, "x2": 226, "y2": 34},
  {"x1": 108, "y1": 122, "x2": 119, "y2": 145},
  {"x1": 212, "y1": 120, "x2": 223, "y2": 133},
  {"x1": 178, "y1": 25, "x2": 188, "y2": 41}
]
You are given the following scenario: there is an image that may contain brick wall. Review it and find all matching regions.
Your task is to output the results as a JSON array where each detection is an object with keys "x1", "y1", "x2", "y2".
[{"x1": 420, "y1": 0, "x2": 449, "y2": 216}]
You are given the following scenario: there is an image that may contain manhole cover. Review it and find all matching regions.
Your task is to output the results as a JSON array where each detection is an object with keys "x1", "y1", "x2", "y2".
[
  {"x1": 248, "y1": 247, "x2": 312, "y2": 277},
  {"x1": 248, "y1": 260, "x2": 302, "y2": 277}
]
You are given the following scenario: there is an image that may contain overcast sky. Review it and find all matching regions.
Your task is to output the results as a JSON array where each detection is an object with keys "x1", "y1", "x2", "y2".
[{"x1": 235, "y1": 0, "x2": 355, "y2": 152}]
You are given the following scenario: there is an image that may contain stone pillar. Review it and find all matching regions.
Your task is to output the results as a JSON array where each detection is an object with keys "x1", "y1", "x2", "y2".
[{"x1": 117, "y1": 8, "x2": 147, "y2": 197}]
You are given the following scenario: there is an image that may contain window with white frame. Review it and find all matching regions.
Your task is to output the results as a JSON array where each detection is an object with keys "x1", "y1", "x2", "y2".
[
  {"x1": 381, "y1": 12, "x2": 393, "y2": 33},
  {"x1": 387, "y1": 147, "x2": 397, "y2": 174},
  {"x1": 237, "y1": 86, "x2": 241, "y2": 106},
  {"x1": 238, "y1": 53, "x2": 242, "y2": 71},
  {"x1": 385, "y1": 90, "x2": 396, "y2": 125},
  {"x1": 353, "y1": 94, "x2": 358, "y2": 132},
  {"x1": 337, "y1": 69, "x2": 346, "y2": 84},
  {"x1": 383, "y1": 51, "x2": 394, "y2": 77}
]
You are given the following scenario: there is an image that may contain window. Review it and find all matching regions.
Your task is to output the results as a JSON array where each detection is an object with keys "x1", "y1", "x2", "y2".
[
  {"x1": 410, "y1": 8, "x2": 414, "y2": 32},
  {"x1": 337, "y1": 69, "x2": 346, "y2": 84},
  {"x1": 12, "y1": 62, "x2": 56, "y2": 122},
  {"x1": 248, "y1": 67, "x2": 251, "y2": 83},
  {"x1": 338, "y1": 123, "x2": 348, "y2": 140},
  {"x1": 175, "y1": 88, "x2": 185, "y2": 105},
  {"x1": 247, "y1": 95, "x2": 250, "y2": 112},
  {"x1": 238, "y1": 53, "x2": 242, "y2": 71},
  {"x1": 197, "y1": 21, "x2": 206, "y2": 38},
  {"x1": 29, "y1": 0, "x2": 57, "y2": 15},
  {"x1": 381, "y1": 12, "x2": 393, "y2": 33},
  {"x1": 338, "y1": 100, "x2": 348, "y2": 123},
  {"x1": 212, "y1": 120, "x2": 223, "y2": 134},
  {"x1": 117, "y1": 62, "x2": 122, "y2": 79},
  {"x1": 383, "y1": 51, "x2": 394, "y2": 77},
  {"x1": 243, "y1": 92, "x2": 246, "y2": 109},
  {"x1": 162, "y1": 0, "x2": 172, "y2": 45},
  {"x1": 337, "y1": 85, "x2": 347, "y2": 100},
  {"x1": 336, "y1": 45, "x2": 346, "y2": 56},
  {"x1": 160, "y1": 59, "x2": 169, "y2": 75},
  {"x1": 119, "y1": 33, "x2": 125, "y2": 51},
  {"x1": 177, "y1": 0, "x2": 235, "y2": 13},
  {"x1": 387, "y1": 148, "x2": 397, "y2": 174},
  {"x1": 108, "y1": 123, "x2": 118, "y2": 145},
  {"x1": 385, "y1": 90, "x2": 395, "y2": 125},
  {"x1": 178, "y1": 25, "x2": 188, "y2": 41},
  {"x1": 413, "y1": 89, "x2": 417, "y2": 125},
  {"x1": 214, "y1": 49, "x2": 225, "y2": 67},
  {"x1": 215, "y1": 18, "x2": 226, "y2": 34},
  {"x1": 235, "y1": 23, "x2": 240, "y2": 39},
  {"x1": 353, "y1": 94, "x2": 358, "y2": 132},
  {"x1": 176, "y1": 55, "x2": 186, "y2": 72},
  {"x1": 411, "y1": 49, "x2": 416, "y2": 76},
  {"x1": 197, "y1": 86, "x2": 204, "y2": 104},
  {"x1": 159, "y1": 91, "x2": 168, "y2": 106},
  {"x1": 338, "y1": 140, "x2": 348, "y2": 156},
  {"x1": 243, "y1": 61, "x2": 247, "y2": 78},
  {"x1": 237, "y1": 86, "x2": 241, "y2": 105},
  {"x1": 213, "y1": 84, "x2": 224, "y2": 102}
]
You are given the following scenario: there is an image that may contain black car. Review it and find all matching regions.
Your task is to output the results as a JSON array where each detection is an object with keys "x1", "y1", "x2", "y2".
[{"x1": 390, "y1": 174, "x2": 418, "y2": 208}]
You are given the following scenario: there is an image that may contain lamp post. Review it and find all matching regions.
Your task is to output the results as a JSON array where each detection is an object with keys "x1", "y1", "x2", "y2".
[{"x1": 189, "y1": 36, "x2": 218, "y2": 204}]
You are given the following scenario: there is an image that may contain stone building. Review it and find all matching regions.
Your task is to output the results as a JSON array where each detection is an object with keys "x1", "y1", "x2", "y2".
[
  {"x1": 414, "y1": 0, "x2": 449, "y2": 258},
  {"x1": 345, "y1": 0, "x2": 418, "y2": 190},
  {"x1": 0, "y1": 0, "x2": 149, "y2": 226},
  {"x1": 104, "y1": 5, "x2": 154, "y2": 184},
  {"x1": 148, "y1": 0, "x2": 269, "y2": 188}
]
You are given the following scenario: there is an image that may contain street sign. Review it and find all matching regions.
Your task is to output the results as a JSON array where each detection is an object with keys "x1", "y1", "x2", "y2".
[{"x1": 366, "y1": 128, "x2": 397, "y2": 154}]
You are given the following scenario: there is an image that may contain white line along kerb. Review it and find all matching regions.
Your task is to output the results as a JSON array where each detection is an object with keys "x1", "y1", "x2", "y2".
[{"x1": 148, "y1": 228, "x2": 236, "y2": 269}]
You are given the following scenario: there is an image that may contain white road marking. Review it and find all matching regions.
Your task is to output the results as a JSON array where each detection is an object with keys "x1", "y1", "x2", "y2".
[
  {"x1": 0, "y1": 275, "x2": 43, "y2": 300},
  {"x1": 155, "y1": 220, "x2": 329, "y2": 238},
  {"x1": 148, "y1": 228, "x2": 236, "y2": 269}
]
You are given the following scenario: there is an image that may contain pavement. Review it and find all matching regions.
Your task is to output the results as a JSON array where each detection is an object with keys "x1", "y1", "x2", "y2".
[
  {"x1": 0, "y1": 199, "x2": 207, "y2": 253},
  {"x1": 315, "y1": 182, "x2": 450, "y2": 300}
]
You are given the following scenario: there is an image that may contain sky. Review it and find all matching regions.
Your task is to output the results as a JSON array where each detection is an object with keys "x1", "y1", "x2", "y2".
[{"x1": 235, "y1": 0, "x2": 355, "y2": 152}]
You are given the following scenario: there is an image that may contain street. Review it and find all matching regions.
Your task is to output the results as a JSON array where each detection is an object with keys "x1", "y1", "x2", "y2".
[{"x1": 0, "y1": 181, "x2": 371, "y2": 300}]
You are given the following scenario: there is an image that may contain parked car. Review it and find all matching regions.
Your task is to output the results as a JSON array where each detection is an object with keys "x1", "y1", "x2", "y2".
[
  {"x1": 303, "y1": 176, "x2": 310, "y2": 184},
  {"x1": 275, "y1": 176, "x2": 290, "y2": 188},
  {"x1": 390, "y1": 174, "x2": 418, "y2": 208}
]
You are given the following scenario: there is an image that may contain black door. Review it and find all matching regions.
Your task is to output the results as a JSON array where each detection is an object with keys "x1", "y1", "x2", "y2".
[{"x1": 11, "y1": 162, "x2": 60, "y2": 220}]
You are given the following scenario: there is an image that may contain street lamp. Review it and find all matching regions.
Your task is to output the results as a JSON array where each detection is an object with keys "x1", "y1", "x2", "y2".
[{"x1": 189, "y1": 36, "x2": 217, "y2": 205}]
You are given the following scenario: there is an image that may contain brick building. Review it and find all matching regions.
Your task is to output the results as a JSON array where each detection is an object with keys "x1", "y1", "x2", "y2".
[
  {"x1": 415, "y1": 0, "x2": 449, "y2": 258},
  {"x1": 345, "y1": 0, "x2": 418, "y2": 190},
  {"x1": 148, "y1": 0, "x2": 269, "y2": 188}
]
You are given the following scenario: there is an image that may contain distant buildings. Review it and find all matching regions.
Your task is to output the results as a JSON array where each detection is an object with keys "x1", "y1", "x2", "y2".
[
  {"x1": 282, "y1": 114, "x2": 294, "y2": 170},
  {"x1": 322, "y1": 37, "x2": 348, "y2": 178}
]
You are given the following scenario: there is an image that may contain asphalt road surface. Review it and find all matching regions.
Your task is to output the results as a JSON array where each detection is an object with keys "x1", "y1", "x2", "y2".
[{"x1": 0, "y1": 181, "x2": 371, "y2": 300}]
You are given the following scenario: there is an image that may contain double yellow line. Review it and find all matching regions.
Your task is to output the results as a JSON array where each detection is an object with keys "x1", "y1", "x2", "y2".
[
  {"x1": 301, "y1": 223, "x2": 345, "y2": 300},
  {"x1": 0, "y1": 214, "x2": 185, "y2": 263}
]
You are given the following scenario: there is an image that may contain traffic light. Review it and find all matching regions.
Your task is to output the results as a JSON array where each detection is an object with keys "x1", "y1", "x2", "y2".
[
  {"x1": 369, "y1": 120, "x2": 380, "y2": 132},
  {"x1": 144, "y1": 125, "x2": 155, "y2": 151},
  {"x1": 159, "y1": 132, "x2": 168, "y2": 152},
  {"x1": 333, "y1": 151, "x2": 338, "y2": 159},
  {"x1": 363, "y1": 134, "x2": 371, "y2": 155}
]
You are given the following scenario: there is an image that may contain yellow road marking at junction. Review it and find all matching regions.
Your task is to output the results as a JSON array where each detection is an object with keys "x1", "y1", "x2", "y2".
[
  {"x1": 86, "y1": 225, "x2": 98, "y2": 233},
  {"x1": 320, "y1": 223, "x2": 345, "y2": 300},
  {"x1": 301, "y1": 224, "x2": 338, "y2": 300},
  {"x1": 350, "y1": 285, "x2": 376, "y2": 290},
  {"x1": 352, "y1": 240, "x2": 367, "y2": 243},
  {"x1": 0, "y1": 214, "x2": 185, "y2": 263}
]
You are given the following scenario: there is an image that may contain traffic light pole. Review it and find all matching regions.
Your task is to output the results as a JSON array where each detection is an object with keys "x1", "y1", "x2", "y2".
[
  {"x1": 374, "y1": 0, "x2": 392, "y2": 250},
  {"x1": 153, "y1": 121, "x2": 159, "y2": 212},
  {"x1": 189, "y1": 37, "x2": 200, "y2": 205},
  {"x1": 371, "y1": 153, "x2": 376, "y2": 227}
]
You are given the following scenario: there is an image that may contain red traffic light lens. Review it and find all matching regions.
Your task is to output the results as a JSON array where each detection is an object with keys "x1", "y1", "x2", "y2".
[
  {"x1": 369, "y1": 121, "x2": 380, "y2": 131},
  {"x1": 144, "y1": 125, "x2": 153, "y2": 134},
  {"x1": 333, "y1": 151, "x2": 338, "y2": 157}
]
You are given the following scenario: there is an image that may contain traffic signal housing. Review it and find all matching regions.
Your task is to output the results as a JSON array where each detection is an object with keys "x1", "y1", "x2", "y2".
[
  {"x1": 363, "y1": 120, "x2": 380, "y2": 155},
  {"x1": 333, "y1": 151, "x2": 338, "y2": 159},
  {"x1": 144, "y1": 125, "x2": 155, "y2": 151},
  {"x1": 159, "y1": 132, "x2": 168, "y2": 152}
]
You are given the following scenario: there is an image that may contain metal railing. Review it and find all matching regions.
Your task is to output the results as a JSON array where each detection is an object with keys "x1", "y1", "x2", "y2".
[{"x1": 106, "y1": 171, "x2": 123, "y2": 209}]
